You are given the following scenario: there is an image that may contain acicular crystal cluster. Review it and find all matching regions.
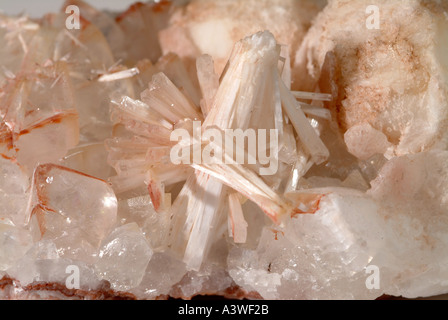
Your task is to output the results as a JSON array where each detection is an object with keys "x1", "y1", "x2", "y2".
[{"x1": 1, "y1": 0, "x2": 448, "y2": 300}]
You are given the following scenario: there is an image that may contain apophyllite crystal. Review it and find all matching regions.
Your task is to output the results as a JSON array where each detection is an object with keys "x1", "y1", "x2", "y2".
[{"x1": 0, "y1": 0, "x2": 448, "y2": 300}]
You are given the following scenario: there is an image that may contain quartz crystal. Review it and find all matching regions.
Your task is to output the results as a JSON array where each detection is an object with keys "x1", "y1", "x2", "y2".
[
  {"x1": 96, "y1": 223, "x2": 153, "y2": 291},
  {"x1": 1, "y1": 0, "x2": 448, "y2": 300},
  {"x1": 29, "y1": 164, "x2": 118, "y2": 262},
  {"x1": 0, "y1": 157, "x2": 30, "y2": 227}
]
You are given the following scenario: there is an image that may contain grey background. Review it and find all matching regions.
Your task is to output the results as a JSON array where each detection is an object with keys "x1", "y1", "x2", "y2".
[{"x1": 0, "y1": 0, "x2": 139, "y2": 17}]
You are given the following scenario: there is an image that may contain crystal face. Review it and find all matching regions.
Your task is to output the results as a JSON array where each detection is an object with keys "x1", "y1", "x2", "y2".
[
  {"x1": 0, "y1": 0, "x2": 448, "y2": 300},
  {"x1": 96, "y1": 223, "x2": 153, "y2": 291}
]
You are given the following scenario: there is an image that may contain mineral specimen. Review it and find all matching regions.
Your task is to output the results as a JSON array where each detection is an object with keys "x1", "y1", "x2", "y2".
[{"x1": 0, "y1": 0, "x2": 448, "y2": 301}]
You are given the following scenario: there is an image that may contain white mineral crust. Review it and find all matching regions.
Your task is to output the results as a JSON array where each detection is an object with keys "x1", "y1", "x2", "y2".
[{"x1": 295, "y1": 0, "x2": 448, "y2": 157}]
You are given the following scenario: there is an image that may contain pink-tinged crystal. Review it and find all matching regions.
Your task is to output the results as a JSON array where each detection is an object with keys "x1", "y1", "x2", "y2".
[
  {"x1": 116, "y1": 1, "x2": 171, "y2": 65},
  {"x1": 60, "y1": 143, "x2": 114, "y2": 181},
  {"x1": 15, "y1": 112, "x2": 79, "y2": 173}
]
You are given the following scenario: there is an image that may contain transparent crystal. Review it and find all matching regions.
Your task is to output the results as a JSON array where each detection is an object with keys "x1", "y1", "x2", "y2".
[
  {"x1": 96, "y1": 223, "x2": 153, "y2": 291},
  {"x1": 0, "y1": 220, "x2": 33, "y2": 271},
  {"x1": 0, "y1": 157, "x2": 30, "y2": 226},
  {"x1": 31, "y1": 164, "x2": 117, "y2": 253}
]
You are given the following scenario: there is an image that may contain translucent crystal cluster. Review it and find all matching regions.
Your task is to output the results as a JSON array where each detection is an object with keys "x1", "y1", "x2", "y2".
[{"x1": 0, "y1": 0, "x2": 448, "y2": 300}]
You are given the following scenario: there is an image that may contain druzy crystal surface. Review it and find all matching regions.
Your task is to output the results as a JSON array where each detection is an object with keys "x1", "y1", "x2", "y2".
[{"x1": 1, "y1": 0, "x2": 448, "y2": 300}]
